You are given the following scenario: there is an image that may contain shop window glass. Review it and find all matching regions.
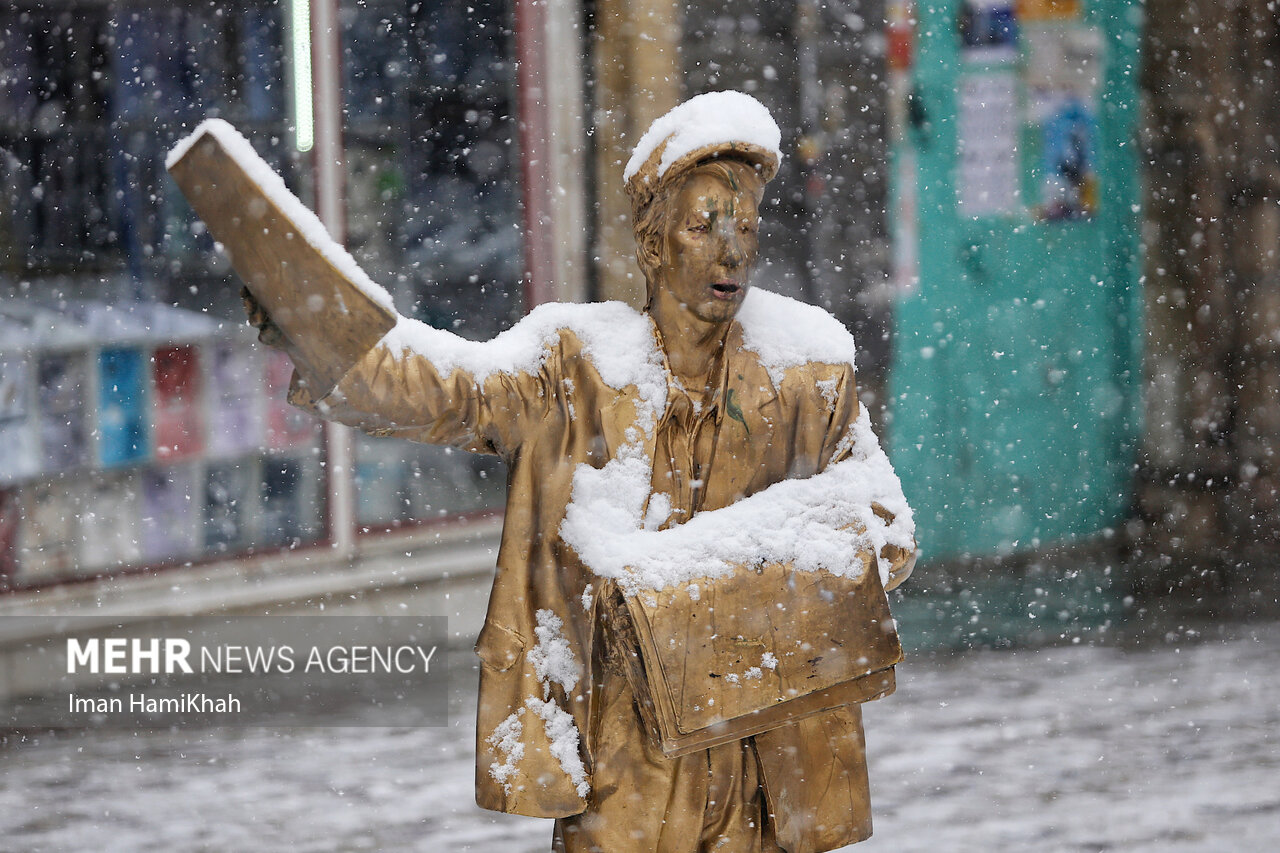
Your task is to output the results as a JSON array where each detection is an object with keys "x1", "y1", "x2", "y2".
[
  {"x1": 0, "y1": 3, "x2": 322, "y2": 589},
  {"x1": 340, "y1": 0, "x2": 522, "y2": 530}
]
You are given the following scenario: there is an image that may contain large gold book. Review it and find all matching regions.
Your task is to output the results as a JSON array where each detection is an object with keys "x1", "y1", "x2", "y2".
[
  {"x1": 166, "y1": 120, "x2": 396, "y2": 392},
  {"x1": 615, "y1": 560, "x2": 901, "y2": 758}
]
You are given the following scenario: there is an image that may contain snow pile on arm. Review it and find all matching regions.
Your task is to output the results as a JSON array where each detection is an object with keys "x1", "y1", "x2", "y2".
[
  {"x1": 166, "y1": 118, "x2": 397, "y2": 316},
  {"x1": 562, "y1": 406, "x2": 914, "y2": 593},
  {"x1": 623, "y1": 91, "x2": 782, "y2": 183}
]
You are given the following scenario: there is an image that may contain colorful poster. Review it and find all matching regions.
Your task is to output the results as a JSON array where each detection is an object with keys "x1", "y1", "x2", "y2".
[
  {"x1": 0, "y1": 353, "x2": 37, "y2": 483},
  {"x1": 140, "y1": 463, "x2": 200, "y2": 563},
  {"x1": 957, "y1": 71, "x2": 1021, "y2": 217},
  {"x1": 78, "y1": 472, "x2": 142, "y2": 572},
  {"x1": 960, "y1": 0, "x2": 1018, "y2": 61},
  {"x1": 1024, "y1": 25, "x2": 1103, "y2": 220},
  {"x1": 1036, "y1": 98, "x2": 1098, "y2": 220},
  {"x1": 37, "y1": 352, "x2": 90, "y2": 472},
  {"x1": 207, "y1": 340, "x2": 263, "y2": 456},
  {"x1": 152, "y1": 344, "x2": 204, "y2": 459},
  {"x1": 97, "y1": 347, "x2": 150, "y2": 468}
]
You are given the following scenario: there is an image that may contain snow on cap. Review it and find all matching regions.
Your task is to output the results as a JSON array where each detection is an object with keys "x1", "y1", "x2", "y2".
[{"x1": 623, "y1": 91, "x2": 782, "y2": 196}]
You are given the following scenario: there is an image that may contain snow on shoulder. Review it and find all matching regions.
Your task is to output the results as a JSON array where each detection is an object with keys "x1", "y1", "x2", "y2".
[
  {"x1": 736, "y1": 288, "x2": 859, "y2": 384},
  {"x1": 623, "y1": 91, "x2": 782, "y2": 184},
  {"x1": 377, "y1": 300, "x2": 668, "y2": 424},
  {"x1": 562, "y1": 406, "x2": 915, "y2": 594}
]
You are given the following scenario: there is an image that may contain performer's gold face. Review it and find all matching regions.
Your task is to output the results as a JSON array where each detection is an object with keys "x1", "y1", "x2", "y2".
[{"x1": 658, "y1": 171, "x2": 760, "y2": 325}]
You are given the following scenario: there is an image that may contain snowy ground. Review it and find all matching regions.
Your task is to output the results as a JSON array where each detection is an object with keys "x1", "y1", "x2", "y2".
[{"x1": 3, "y1": 617, "x2": 1277, "y2": 853}]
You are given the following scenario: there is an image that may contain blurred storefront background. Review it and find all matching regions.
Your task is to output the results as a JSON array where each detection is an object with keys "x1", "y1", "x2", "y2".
[{"x1": 0, "y1": 1, "x2": 529, "y2": 599}]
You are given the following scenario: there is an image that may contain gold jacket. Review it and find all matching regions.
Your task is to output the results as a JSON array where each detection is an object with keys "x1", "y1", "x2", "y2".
[{"x1": 289, "y1": 301, "x2": 913, "y2": 853}]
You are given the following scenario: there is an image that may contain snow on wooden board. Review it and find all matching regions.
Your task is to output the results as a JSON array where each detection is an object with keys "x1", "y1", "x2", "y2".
[{"x1": 166, "y1": 119, "x2": 396, "y2": 392}]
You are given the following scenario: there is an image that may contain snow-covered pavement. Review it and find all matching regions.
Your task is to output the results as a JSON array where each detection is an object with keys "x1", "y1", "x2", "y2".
[{"x1": 3, "y1": 617, "x2": 1276, "y2": 853}]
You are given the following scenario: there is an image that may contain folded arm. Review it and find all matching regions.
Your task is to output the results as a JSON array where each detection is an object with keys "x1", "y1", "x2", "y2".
[{"x1": 562, "y1": 364, "x2": 917, "y2": 593}]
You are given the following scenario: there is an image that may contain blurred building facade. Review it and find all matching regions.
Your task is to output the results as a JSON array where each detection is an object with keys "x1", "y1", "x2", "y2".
[
  {"x1": 1, "y1": 0, "x2": 1274, "y2": 620},
  {"x1": 1, "y1": 3, "x2": 331, "y2": 591},
  {"x1": 0, "y1": 1, "x2": 528, "y2": 599},
  {"x1": 1138, "y1": 0, "x2": 1280, "y2": 584}
]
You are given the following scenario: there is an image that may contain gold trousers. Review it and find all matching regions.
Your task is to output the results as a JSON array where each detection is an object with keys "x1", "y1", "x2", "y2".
[{"x1": 552, "y1": 658, "x2": 783, "y2": 853}]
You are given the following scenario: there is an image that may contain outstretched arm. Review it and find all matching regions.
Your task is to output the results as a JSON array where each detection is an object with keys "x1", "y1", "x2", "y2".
[{"x1": 241, "y1": 286, "x2": 550, "y2": 456}]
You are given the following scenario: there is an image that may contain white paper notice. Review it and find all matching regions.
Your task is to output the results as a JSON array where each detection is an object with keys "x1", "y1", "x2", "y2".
[{"x1": 957, "y1": 71, "x2": 1020, "y2": 217}]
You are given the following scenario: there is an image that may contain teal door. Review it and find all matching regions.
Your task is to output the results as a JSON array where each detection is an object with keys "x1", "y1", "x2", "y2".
[{"x1": 888, "y1": 0, "x2": 1143, "y2": 560}]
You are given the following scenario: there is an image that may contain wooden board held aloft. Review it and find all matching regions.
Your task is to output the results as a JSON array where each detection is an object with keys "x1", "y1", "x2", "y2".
[{"x1": 167, "y1": 126, "x2": 395, "y2": 393}]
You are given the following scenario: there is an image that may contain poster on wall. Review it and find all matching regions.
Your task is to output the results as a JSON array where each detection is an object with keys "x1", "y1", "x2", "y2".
[
  {"x1": 957, "y1": 71, "x2": 1021, "y2": 217},
  {"x1": 265, "y1": 349, "x2": 319, "y2": 450},
  {"x1": 0, "y1": 353, "x2": 36, "y2": 483},
  {"x1": 152, "y1": 344, "x2": 204, "y2": 459},
  {"x1": 20, "y1": 481, "x2": 78, "y2": 584},
  {"x1": 1023, "y1": 24, "x2": 1103, "y2": 220},
  {"x1": 207, "y1": 340, "x2": 262, "y2": 457},
  {"x1": 78, "y1": 472, "x2": 143, "y2": 572},
  {"x1": 204, "y1": 460, "x2": 257, "y2": 553},
  {"x1": 959, "y1": 0, "x2": 1018, "y2": 62},
  {"x1": 97, "y1": 347, "x2": 149, "y2": 468},
  {"x1": 951, "y1": 0, "x2": 1101, "y2": 222}
]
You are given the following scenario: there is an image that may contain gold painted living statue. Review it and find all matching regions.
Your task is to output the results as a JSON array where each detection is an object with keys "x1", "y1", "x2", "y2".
[{"x1": 168, "y1": 91, "x2": 916, "y2": 852}]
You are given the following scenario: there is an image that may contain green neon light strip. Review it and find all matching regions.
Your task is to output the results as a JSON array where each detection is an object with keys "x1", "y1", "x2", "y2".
[{"x1": 292, "y1": 0, "x2": 314, "y2": 153}]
